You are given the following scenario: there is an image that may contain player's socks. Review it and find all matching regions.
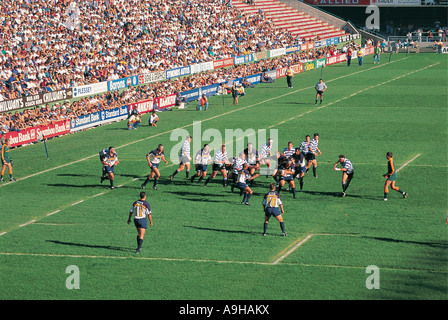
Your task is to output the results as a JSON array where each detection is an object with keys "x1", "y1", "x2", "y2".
[
  {"x1": 153, "y1": 179, "x2": 158, "y2": 188},
  {"x1": 204, "y1": 176, "x2": 211, "y2": 186},
  {"x1": 299, "y1": 178, "x2": 304, "y2": 190},
  {"x1": 172, "y1": 169, "x2": 179, "y2": 177},
  {"x1": 263, "y1": 222, "x2": 268, "y2": 235},
  {"x1": 110, "y1": 179, "x2": 114, "y2": 188},
  {"x1": 197, "y1": 176, "x2": 203, "y2": 183},
  {"x1": 272, "y1": 175, "x2": 279, "y2": 184},
  {"x1": 292, "y1": 188, "x2": 296, "y2": 198},
  {"x1": 342, "y1": 182, "x2": 346, "y2": 192},
  {"x1": 320, "y1": 99, "x2": 323, "y2": 104},
  {"x1": 242, "y1": 193, "x2": 247, "y2": 203},
  {"x1": 280, "y1": 222, "x2": 286, "y2": 234},
  {"x1": 278, "y1": 185, "x2": 282, "y2": 194},
  {"x1": 185, "y1": 170, "x2": 190, "y2": 179},
  {"x1": 223, "y1": 177, "x2": 227, "y2": 187},
  {"x1": 142, "y1": 177, "x2": 150, "y2": 186},
  {"x1": 246, "y1": 193, "x2": 252, "y2": 203},
  {"x1": 313, "y1": 166, "x2": 317, "y2": 177},
  {"x1": 136, "y1": 236, "x2": 143, "y2": 252}
]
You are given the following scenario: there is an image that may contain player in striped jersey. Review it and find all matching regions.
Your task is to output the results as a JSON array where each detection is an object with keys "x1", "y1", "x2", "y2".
[
  {"x1": 170, "y1": 135, "x2": 192, "y2": 181},
  {"x1": 282, "y1": 141, "x2": 295, "y2": 158},
  {"x1": 333, "y1": 154, "x2": 354, "y2": 197},
  {"x1": 244, "y1": 142, "x2": 260, "y2": 185},
  {"x1": 383, "y1": 152, "x2": 407, "y2": 201},
  {"x1": 99, "y1": 147, "x2": 111, "y2": 181},
  {"x1": 100, "y1": 146, "x2": 119, "y2": 189},
  {"x1": 306, "y1": 133, "x2": 321, "y2": 178},
  {"x1": 127, "y1": 192, "x2": 153, "y2": 254},
  {"x1": 191, "y1": 144, "x2": 212, "y2": 183},
  {"x1": 314, "y1": 79, "x2": 327, "y2": 105},
  {"x1": 204, "y1": 144, "x2": 230, "y2": 187},
  {"x1": 141, "y1": 144, "x2": 169, "y2": 190},
  {"x1": 259, "y1": 138, "x2": 273, "y2": 175},
  {"x1": 236, "y1": 163, "x2": 253, "y2": 205},
  {"x1": 230, "y1": 152, "x2": 248, "y2": 192},
  {"x1": 262, "y1": 183, "x2": 286, "y2": 236}
]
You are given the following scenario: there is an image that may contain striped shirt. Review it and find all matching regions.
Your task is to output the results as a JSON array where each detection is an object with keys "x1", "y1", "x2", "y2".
[
  {"x1": 233, "y1": 157, "x2": 247, "y2": 172},
  {"x1": 213, "y1": 150, "x2": 228, "y2": 164},
  {"x1": 147, "y1": 149, "x2": 164, "y2": 164},
  {"x1": 299, "y1": 141, "x2": 311, "y2": 154},
  {"x1": 260, "y1": 142, "x2": 272, "y2": 158},
  {"x1": 130, "y1": 200, "x2": 151, "y2": 220},
  {"x1": 283, "y1": 147, "x2": 295, "y2": 158},
  {"x1": 179, "y1": 140, "x2": 190, "y2": 157},
  {"x1": 341, "y1": 158, "x2": 354, "y2": 174},
  {"x1": 244, "y1": 147, "x2": 259, "y2": 165},
  {"x1": 309, "y1": 138, "x2": 319, "y2": 153},
  {"x1": 262, "y1": 191, "x2": 283, "y2": 209}
]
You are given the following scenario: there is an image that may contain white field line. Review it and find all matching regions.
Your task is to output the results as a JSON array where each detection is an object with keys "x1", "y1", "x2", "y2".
[
  {"x1": 272, "y1": 234, "x2": 314, "y2": 265},
  {"x1": 0, "y1": 57, "x2": 410, "y2": 189},
  {"x1": 396, "y1": 154, "x2": 421, "y2": 173}
]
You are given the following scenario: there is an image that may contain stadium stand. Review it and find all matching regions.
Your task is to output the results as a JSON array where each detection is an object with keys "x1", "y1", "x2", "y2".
[{"x1": 232, "y1": 0, "x2": 346, "y2": 41}]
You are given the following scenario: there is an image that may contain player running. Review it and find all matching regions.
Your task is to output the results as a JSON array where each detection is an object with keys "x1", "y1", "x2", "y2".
[
  {"x1": 383, "y1": 152, "x2": 407, "y2": 201},
  {"x1": 204, "y1": 144, "x2": 230, "y2": 187},
  {"x1": 236, "y1": 163, "x2": 253, "y2": 206},
  {"x1": 278, "y1": 159, "x2": 297, "y2": 199},
  {"x1": 101, "y1": 146, "x2": 119, "y2": 189},
  {"x1": 291, "y1": 147, "x2": 306, "y2": 192},
  {"x1": 333, "y1": 154, "x2": 354, "y2": 197},
  {"x1": 191, "y1": 144, "x2": 212, "y2": 184},
  {"x1": 262, "y1": 183, "x2": 286, "y2": 237},
  {"x1": 141, "y1": 144, "x2": 169, "y2": 190},
  {"x1": 171, "y1": 135, "x2": 192, "y2": 181}
]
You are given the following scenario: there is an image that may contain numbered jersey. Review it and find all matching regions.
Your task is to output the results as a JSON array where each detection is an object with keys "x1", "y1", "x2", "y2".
[
  {"x1": 103, "y1": 151, "x2": 118, "y2": 167},
  {"x1": 262, "y1": 191, "x2": 283, "y2": 209},
  {"x1": 131, "y1": 200, "x2": 151, "y2": 220}
]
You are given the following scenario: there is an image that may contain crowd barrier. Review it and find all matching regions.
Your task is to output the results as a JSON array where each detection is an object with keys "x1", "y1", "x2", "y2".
[{"x1": 4, "y1": 35, "x2": 367, "y2": 147}]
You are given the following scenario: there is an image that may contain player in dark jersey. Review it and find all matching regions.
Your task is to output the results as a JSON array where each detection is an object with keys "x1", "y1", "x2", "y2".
[
  {"x1": 244, "y1": 142, "x2": 260, "y2": 186},
  {"x1": 291, "y1": 147, "x2": 306, "y2": 192},
  {"x1": 1, "y1": 138, "x2": 15, "y2": 182},
  {"x1": 141, "y1": 144, "x2": 168, "y2": 190},
  {"x1": 127, "y1": 192, "x2": 153, "y2": 254},
  {"x1": 100, "y1": 147, "x2": 119, "y2": 189},
  {"x1": 262, "y1": 183, "x2": 286, "y2": 236},
  {"x1": 383, "y1": 152, "x2": 407, "y2": 201},
  {"x1": 278, "y1": 159, "x2": 297, "y2": 199}
]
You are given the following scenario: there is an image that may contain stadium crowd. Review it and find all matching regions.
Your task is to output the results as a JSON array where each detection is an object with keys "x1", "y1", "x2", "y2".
[
  {"x1": 0, "y1": 0, "x2": 299, "y2": 101},
  {"x1": 0, "y1": 40, "x2": 369, "y2": 135}
]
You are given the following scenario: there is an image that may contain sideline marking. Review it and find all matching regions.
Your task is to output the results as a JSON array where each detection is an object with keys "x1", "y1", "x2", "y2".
[{"x1": 396, "y1": 154, "x2": 421, "y2": 173}]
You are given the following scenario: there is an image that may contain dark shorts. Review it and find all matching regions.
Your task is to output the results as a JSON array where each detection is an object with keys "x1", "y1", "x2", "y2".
[
  {"x1": 305, "y1": 153, "x2": 315, "y2": 161},
  {"x1": 317, "y1": 91, "x2": 324, "y2": 95},
  {"x1": 265, "y1": 207, "x2": 282, "y2": 218},
  {"x1": 151, "y1": 163, "x2": 159, "y2": 169},
  {"x1": 346, "y1": 172, "x2": 354, "y2": 180},
  {"x1": 213, "y1": 163, "x2": 226, "y2": 172},
  {"x1": 295, "y1": 166, "x2": 306, "y2": 174},
  {"x1": 196, "y1": 164, "x2": 208, "y2": 172},
  {"x1": 134, "y1": 218, "x2": 147, "y2": 229},
  {"x1": 104, "y1": 165, "x2": 115, "y2": 173},
  {"x1": 280, "y1": 176, "x2": 293, "y2": 182}
]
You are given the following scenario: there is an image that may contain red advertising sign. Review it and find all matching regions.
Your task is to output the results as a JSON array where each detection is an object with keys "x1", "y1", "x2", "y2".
[
  {"x1": 213, "y1": 58, "x2": 234, "y2": 69},
  {"x1": 6, "y1": 120, "x2": 71, "y2": 147},
  {"x1": 129, "y1": 98, "x2": 155, "y2": 115}
]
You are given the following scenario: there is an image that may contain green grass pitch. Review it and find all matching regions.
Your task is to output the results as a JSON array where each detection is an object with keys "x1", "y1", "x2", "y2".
[{"x1": 0, "y1": 53, "x2": 447, "y2": 300}]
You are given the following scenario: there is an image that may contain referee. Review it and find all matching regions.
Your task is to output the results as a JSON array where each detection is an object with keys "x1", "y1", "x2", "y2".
[
  {"x1": 127, "y1": 192, "x2": 153, "y2": 254},
  {"x1": 314, "y1": 79, "x2": 327, "y2": 105}
]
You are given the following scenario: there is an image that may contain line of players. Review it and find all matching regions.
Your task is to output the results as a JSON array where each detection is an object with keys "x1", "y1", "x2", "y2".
[{"x1": 98, "y1": 133, "x2": 324, "y2": 202}]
